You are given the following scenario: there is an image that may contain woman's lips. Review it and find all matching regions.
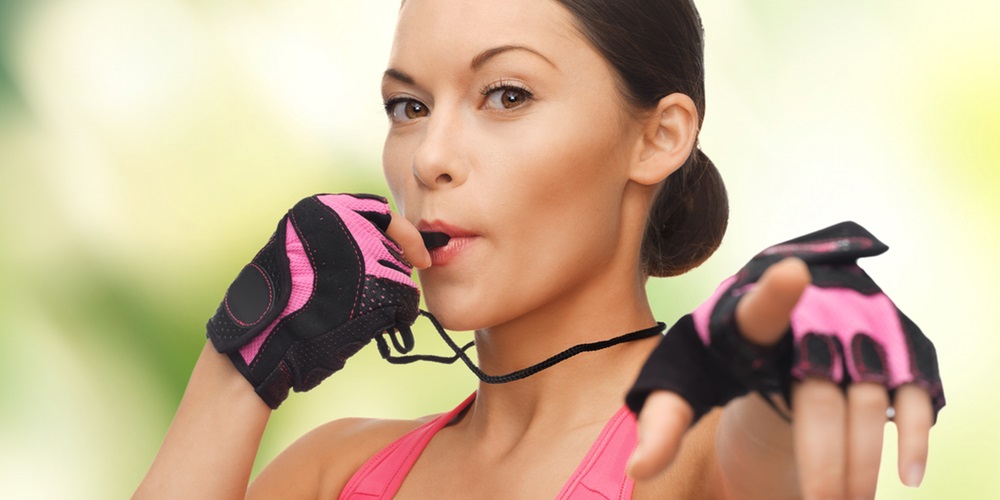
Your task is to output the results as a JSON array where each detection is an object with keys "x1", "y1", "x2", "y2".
[
  {"x1": 418, "y1": 220, "x2": 477, "y2": 267},
  {"x1": 427, "y1": 235, "x2": 476, "y2": 266}
]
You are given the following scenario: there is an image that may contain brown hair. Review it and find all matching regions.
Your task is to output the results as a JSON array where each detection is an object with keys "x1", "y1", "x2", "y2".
[{"x1": 556, "y1": 0, "x2": 729, "y2": 277}]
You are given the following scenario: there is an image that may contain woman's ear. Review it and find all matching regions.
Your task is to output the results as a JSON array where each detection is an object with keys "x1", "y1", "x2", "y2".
[{"x1": 629, "y1": 93, "x2": 699, "y2": 186}]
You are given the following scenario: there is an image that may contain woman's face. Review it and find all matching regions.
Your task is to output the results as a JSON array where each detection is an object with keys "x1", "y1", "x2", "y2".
[{"x1": 382, "y1": 0, "x2": 646, "y2": 331}]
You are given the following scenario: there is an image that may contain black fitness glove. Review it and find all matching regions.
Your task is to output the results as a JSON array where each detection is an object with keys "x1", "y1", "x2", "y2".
[
  {"x1": 206, "y1": 194, "x2": 420, "y2": 409},
  {"x1": 626, "y1": 221, "x2": 945, "y2": 423}
]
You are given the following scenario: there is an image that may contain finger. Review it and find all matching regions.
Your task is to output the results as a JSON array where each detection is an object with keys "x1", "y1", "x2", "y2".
[
  {"x1": 792, "y1": 378, "x2": 846, "y2": 499},
  {"x1": 627, "y1": 391, "x2": 694, "y2": 481},
  {"x1": 735, "y1": 257, "x2": 811, "y2": 346},
  {"x1": 894, "y1": 384, "x2": 933, "y2": 487},
  {"x1": 846, "y1": 383, "x2": 889, "y2": 499},
  {"x1": 386, "y1": 211, "x2": 431, "y2": 269}
]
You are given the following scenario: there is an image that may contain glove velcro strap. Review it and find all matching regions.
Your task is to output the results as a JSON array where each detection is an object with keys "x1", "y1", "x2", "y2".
[{"x1": 231, "y1": 305, "x2": 405, "y2": 408}]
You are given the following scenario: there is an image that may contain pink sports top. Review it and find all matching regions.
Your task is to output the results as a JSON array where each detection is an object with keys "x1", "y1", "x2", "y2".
[{"x1": 340, "y1": 394, "x2": 638, "y2": 499}]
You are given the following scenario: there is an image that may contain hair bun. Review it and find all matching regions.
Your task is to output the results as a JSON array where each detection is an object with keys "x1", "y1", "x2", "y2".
[{"x1": 641, "y1": 148, "x2": 729, "y2": 277}]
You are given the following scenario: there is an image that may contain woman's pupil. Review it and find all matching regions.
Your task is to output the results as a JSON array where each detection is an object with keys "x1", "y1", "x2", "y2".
[
  {"x1": 407, "y1": 101, "x2": 424, "y2": 118},
  {"x1": 503, "y1": 89, "x2": 521, "y2": 108}
]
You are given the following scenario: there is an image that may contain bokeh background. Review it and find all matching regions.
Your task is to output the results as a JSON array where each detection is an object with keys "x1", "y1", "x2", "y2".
[{"x1": 1, "y1": 0, "x2": 997, "y2": 498}]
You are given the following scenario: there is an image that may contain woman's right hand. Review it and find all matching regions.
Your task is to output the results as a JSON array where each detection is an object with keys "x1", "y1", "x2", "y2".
[
  {"x1": 205, "y1": 193, "x2": 426, "y2": 409},
  {"x1": 625, "y1": 222, "x2": 943, "y2": 498}
]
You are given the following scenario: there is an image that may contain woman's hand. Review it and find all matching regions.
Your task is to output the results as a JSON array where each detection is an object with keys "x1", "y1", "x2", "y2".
[
  {"x1": 205, "y1": 194, "x2": 426, "y2": 408},
  {"x1": 136, "y1": 195, "x2": 430, "y2": 499},
  {"x1": 626, "y1": 222, "x2": 943, "y2": 498}
]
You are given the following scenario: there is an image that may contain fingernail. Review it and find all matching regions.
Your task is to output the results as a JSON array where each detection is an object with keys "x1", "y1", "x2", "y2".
[{"x1": 904, "y1": 463, "x2": 925, "y2": 487}]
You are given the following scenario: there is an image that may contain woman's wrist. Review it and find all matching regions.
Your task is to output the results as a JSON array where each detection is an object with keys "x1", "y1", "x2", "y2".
[{"x1": 190, "y1": 341, "x2": 269, "y2": 408}]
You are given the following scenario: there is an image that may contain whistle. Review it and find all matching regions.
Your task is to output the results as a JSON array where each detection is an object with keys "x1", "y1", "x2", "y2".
[{"x1": 421, "y1": 231, "x2": 451, "y2": 250}]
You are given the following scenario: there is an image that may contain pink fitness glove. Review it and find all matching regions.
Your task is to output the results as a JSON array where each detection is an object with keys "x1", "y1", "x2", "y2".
[
  {"x1": 627, "y1": 221, "x2": 945, "y2": 423},
  {"x1": 206, "y1": 194, "x2": 419, "y2": 409}
]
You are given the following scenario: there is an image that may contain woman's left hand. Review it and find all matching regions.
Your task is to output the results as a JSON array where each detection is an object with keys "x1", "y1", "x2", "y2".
[{"x1": 625, "y1": 222, "x2": 944, "y2": 498}]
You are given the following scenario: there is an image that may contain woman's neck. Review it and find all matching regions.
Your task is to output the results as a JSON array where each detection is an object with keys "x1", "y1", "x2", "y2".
[
  {"x1": 448, "y1": 186, "x2": 663, "y2": 439},
  {"x1": 460, "y1": 266, "x2": 660, "y2": 437}
]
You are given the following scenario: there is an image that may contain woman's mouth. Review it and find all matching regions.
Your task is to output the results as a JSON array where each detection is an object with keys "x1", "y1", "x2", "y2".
[
  {"x1": 421, "y1": 231, "x2": 451, "y2": 250},
  {"x1": 418, "y1": 221, "x2": 478, "y2": 267}
]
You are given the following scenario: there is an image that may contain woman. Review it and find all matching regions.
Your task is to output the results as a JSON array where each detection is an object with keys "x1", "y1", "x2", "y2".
[{"x1": 135, "y1": 0, "x2": 942, "y2": 498}]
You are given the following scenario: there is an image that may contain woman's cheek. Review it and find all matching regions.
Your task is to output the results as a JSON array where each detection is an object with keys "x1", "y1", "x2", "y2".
[
  {"x1": 381, "y1": 144, "x2": 403, "y2": 197},
  {"x1": 382, "y1": 141, "x2": 419, "y2": 214}
]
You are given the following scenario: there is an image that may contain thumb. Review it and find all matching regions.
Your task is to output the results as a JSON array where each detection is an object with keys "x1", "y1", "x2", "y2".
[
  {"x1": 386, "y1": 211, "x2": 431, "y2": 269},
  {"x1": 628, "y1": 391, "x2": 694, "y2": 481},
  {"x1": 735, "y1": 257, "x2": 810, "y2": 346}
]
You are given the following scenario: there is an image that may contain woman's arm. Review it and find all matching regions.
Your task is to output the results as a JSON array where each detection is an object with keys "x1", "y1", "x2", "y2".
[{"x1": 134, "y1": 342, "x2": 271, "y2": 499}]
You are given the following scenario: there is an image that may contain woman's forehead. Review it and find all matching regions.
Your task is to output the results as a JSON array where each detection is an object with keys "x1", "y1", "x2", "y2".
[{"x1": 391, "y1": 0, "x2": 584, "y2": 63}]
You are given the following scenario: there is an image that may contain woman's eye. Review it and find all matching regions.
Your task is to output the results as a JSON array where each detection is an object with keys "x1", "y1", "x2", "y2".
[
  {"x1": 483, "y1": 85, "x2": 533, "y2": 111},
  {"x1": 384, "y1": 98, "x2": 429, "y2": 122}
]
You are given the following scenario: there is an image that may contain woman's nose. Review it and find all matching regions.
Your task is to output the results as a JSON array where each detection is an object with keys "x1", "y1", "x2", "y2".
[{"x1": 411, "y1": 110, "x2": 467, "y2": 189}]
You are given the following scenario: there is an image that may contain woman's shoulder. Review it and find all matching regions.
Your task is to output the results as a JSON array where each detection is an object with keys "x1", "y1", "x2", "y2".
[{"x1": 247, "y1": 412, "x2": 437, "y2": 499}]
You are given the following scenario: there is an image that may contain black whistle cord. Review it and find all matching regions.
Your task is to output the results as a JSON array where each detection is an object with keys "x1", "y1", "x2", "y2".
[{"x1": 377, "y1": 310, "x2": 665, "y2": 384}]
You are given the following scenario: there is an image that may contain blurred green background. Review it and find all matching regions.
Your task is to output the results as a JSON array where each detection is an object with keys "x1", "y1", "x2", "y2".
[{"x1": 0, "y1": 1, "x2": 996, "y2": 498}]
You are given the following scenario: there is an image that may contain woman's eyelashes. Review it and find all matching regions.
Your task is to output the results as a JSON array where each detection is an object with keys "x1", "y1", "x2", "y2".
[
  {"x1": 382, "y1": 81, "x2": 536, "y2": 123},
  {"x1": 384, "y1": 97, "x2": 428, "y2": 122},
  {"x1": 481, "y1": 82, "x2": 535, "y2": 111}
]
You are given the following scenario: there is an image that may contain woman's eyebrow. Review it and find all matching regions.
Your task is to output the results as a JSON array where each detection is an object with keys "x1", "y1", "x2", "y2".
[
  {"x1": 383, "y1": 68, "x2": 416, "y2": 86},
  {"x1": 382, "y1": 45, "x2": 557, "y2": 87},
  {"x1": 471, "y1": 45, "x2": 558, "y2": 71}
]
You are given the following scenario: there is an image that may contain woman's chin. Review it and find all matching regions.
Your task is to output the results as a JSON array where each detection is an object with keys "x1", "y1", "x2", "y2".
[
  {"x1": 421, "y1": 294, "x2": 501, "y2": 332},
  {"x1": 422, "y1": 306, "x2": 485, "y2": 332}
]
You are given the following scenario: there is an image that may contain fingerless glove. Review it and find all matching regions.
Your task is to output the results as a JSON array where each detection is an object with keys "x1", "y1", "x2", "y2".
[
  {"x1": 627, "y1": 221, "x2": 945, "y2": 423},
  {"x1": 206, "y1": 194, "x2": 420, "y2": 408}
]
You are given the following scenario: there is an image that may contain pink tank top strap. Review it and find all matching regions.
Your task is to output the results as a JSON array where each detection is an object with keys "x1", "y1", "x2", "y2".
[
  {"x1": 339, "y1": 393, "x2": 476, "y2": 499},
  {"x1": 556, "y1": 405, "x2": 637, "y2": 499}
]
